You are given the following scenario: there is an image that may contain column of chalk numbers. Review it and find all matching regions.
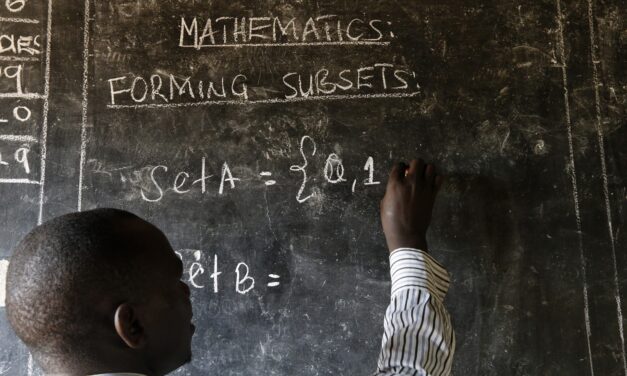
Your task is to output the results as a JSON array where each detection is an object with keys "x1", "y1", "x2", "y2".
[{"x1": 0, "y1": 0, "x2": 50, "y2": 194}]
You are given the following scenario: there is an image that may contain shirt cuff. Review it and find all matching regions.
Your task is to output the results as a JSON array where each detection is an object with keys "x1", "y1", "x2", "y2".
[{"x1": 389, "y1": 248, "x2": 450, "y2": 302}]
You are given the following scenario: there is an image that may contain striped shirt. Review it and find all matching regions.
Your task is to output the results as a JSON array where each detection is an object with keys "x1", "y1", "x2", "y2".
[
  {"x1": 373, "y1": 248, "x2": 455, "y2": 376},
  {"x1": 89, "y1": 251, "x2": 454, "y2": 376}
]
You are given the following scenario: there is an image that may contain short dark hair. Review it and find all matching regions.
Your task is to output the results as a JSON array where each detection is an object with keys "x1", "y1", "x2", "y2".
[{"x1": 6, "y1": 208, "x2": 148, "y2": 366}]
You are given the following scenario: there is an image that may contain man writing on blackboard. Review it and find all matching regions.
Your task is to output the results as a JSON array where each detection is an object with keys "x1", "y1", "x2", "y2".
[{"x1": 5, "y1": 159, "x2": 454, "y2": 375}]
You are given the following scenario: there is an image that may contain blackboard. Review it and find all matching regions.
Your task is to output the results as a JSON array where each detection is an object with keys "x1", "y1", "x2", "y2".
[{"x1": 0, "y1": 0, "x2": 625, "y2": 375}]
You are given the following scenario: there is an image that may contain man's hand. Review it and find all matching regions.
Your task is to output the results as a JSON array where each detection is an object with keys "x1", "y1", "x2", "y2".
[{"x1": 380, "y1": 159, "x2": 443, "y2": 253}]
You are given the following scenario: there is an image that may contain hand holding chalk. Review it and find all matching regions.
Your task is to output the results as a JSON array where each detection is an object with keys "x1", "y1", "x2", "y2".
[{"x1": 380, "y1": 159, "x2": 443, "y2": 253}]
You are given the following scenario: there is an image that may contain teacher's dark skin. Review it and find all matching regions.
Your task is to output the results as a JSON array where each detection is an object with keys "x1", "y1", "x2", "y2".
[{"x1": 380, "y1": 159, "x2": 443, "y2": 253}]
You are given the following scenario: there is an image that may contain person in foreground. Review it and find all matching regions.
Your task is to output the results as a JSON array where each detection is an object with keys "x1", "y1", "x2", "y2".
[{"x1": 5, "y1": 159, "x2": 454, "y2": 376}]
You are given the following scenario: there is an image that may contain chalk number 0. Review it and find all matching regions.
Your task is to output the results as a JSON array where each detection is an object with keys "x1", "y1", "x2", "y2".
[{"x1": 5, "y1": 0, "x2": 27, "y2": 12}]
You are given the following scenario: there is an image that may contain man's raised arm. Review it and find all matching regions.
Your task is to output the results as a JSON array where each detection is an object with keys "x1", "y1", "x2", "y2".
[{"x1": 374, "y1": 160, "x2": 455, "y2": 376}]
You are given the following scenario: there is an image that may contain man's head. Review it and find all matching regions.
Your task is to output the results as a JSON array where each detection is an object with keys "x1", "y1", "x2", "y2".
[{"x1": 6, "y1": 208, "x2": 194, "y2": 375}]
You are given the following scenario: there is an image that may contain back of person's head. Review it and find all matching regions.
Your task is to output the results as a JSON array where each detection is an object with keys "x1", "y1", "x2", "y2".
[{"x1": 6, "y1": 208, "x2": 194, "y2": 375}]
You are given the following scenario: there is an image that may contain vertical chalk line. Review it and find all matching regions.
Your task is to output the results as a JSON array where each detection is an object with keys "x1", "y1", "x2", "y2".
[
  {"x1": 37, "y1": 0, "x2": 53, "y2": 227},
  {"x1": 27, "y1": 355, "x2": 33, "y2": 376},
  {"x1": 0, "y1": 259, "x2": 8, "y2": 308},
  {"x1": 77, "y1": 0, "x2": 90, "y2": 212},
  {"x1": 555, "y1": 0, "x2": 595, "y2": 374},
  {"x1": 31, "y1": 2, "x2": 54, "y2": 372},
  {"x1": 586, "y1": 1, "x2": 627, "y2": 373}
]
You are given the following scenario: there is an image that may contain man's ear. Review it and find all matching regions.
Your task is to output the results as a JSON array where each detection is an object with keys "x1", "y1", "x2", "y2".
[{"x1": 114, "y1": 303, "x2": 147, "y2": 349}]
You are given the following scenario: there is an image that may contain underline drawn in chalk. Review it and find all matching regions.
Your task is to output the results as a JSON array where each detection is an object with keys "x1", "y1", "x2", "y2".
[
  {"x1": 0, "y1": 56, "x2": 40, "y2": 62},
  {"x1": 0, "y1": 178, "x2": 39, "y2": 184},
  {"x1": 107, "y1": 92, "x2": 421, "y2": 109},
  {"x1": 179, "y1": 41, "x2": 391, "y2": 48},
  {"x1": 0, "y1": 93, "x2": 45, "y2": 99},
  {"x1": 0, "y1": 135, "x2": 37, "y2": 142},
  {"x1": 0, "y1": 17, "x2": 40, "y2": 24}
]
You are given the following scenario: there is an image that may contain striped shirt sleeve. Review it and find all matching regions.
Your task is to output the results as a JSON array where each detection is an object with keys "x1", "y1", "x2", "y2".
[{"x1": 373, "y1": 248, "x2": 455, "y2": 376}]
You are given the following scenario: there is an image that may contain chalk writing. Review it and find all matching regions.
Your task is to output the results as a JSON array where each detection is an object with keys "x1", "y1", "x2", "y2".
[
  {"x1": 140, "y1": 160, "x2": 239, "y2": 202},
  {"x1": 290, "y1": 135, "x2": 317, "y2": 203},
  {"x1": 0, "y1": 65, "x2": 23, "y2": 94},
  {"x1": 267, "y1": 274, "x2": 281, "y2": 288},
  {"x1": 13, "y1": 146, "x2": 29, "y2": 172},
  {"x1": 176, "y1": 250, "x2": 279, "y2": 295},
  {"x1": 363, "y1": 157, "x2": 380, "y2": 186},
  {"x1": 260, "y1": 171, "x2": 276, "y2": 186},
  {"x1": 4, "y1": 0, "x2": 26, "y2": 13},
  {"x1": 210, "y1": 254, "x2": 221, "y2": 293},
  {"x1": 236, "y1": 263, "x2": 255, "y2": 295},
  {"x1": 12, "y1": 106, "x2": 30, "y2": 121},
  {"x1": 0, "y1": 2, "x2": 51, "y2": 373},
  {"x1": 324, "y1": 153, "x2": 346, "y2": 184},
  {"x1": 0, "y1": 0, "x2": 51, "y2": 216},
  {"x1": 135, "y1": 135, "x2": 381, "y2": 203},
  {"x1": 107, "y1": 73, "x2": 249, "y2": 105},
  {"x1": 0, "y1": 143, "x2": 33, "y2": 181},
  {"x1": 179, "y1": 16, "x2": 392, "y2": 48},
  {"x1": 218, "y1": 162, "x2": 240, "y2": 195},
  {"x1": 283, "y1": 65, "x2": 418, "y2": 99},
  {"x1": 0, "y1": 34, "x2": 41, "y2": 56},
  {"x1": 0, "y1": 104, "x2": 32, "y2": 124},
  {"x1": 188, "y1": 250, "x2": 204, "y2": 289},
  {"x1": 105, "y1": 64, "x2": 420, "y2": 107}
]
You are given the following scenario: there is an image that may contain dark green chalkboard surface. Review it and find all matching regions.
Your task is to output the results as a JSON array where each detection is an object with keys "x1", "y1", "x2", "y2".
[{"x1": 0, "y1": 0, "x2": 625, "y2": 375}]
